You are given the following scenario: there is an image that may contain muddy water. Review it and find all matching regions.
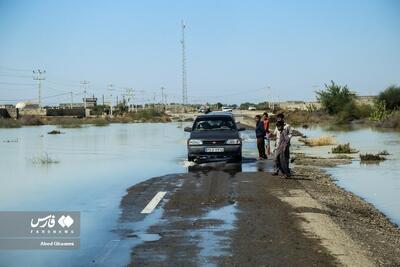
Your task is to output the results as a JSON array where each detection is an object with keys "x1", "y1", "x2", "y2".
[
  {"x1": 292, "y1": 126, "x2": 400, "y2": 225},
  {"x1": 0, "y1": 123, "x2": 188, "y2": 266}
]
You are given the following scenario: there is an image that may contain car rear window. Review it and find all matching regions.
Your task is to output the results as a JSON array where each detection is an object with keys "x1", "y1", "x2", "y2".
[{"x1": 193, "y1": 117, "x2": 236, "y2": 131}]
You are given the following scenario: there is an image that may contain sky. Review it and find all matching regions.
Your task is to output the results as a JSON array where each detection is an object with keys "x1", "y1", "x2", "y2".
[{"x1": 0, "y1": 0, "x2": 399, "y2": 105}]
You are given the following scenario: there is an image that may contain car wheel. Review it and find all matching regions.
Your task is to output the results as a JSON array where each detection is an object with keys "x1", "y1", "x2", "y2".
[
  {"x1": 188, "y1": 155, "x2": 195, "y2": 162},
  {"x1": 232, "y1": 154, "x2": 242, "y2": 163}
]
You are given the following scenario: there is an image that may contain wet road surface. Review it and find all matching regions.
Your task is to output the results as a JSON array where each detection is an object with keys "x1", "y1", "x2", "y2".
[{"x1": 112, "y1": 160, "x2": 374, "y2": 267}]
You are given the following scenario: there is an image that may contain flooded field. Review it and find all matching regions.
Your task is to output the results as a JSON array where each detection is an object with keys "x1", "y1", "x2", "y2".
[
  {"x1": 0, "y1": 123, "x2": 398, "y2": 266},
  {"x1": 0, "y1": 123, "x2": 188, "y2": 266},
  {"x1": 293, "y1": 126, "x2": 400, "y2": 226}
]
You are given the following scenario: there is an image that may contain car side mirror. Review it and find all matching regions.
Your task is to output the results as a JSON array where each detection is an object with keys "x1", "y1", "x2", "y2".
[
  {"x1": 184, "y1": 127, "x2": 192, "y2": 132},
  {"x1": 238, "y1": 127, "x2": 246, "y2": 131}
]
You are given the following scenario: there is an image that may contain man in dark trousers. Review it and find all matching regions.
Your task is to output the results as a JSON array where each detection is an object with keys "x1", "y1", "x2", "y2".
[{"x1": 255, "y1": 115, "x2": 266, "y2": 160}]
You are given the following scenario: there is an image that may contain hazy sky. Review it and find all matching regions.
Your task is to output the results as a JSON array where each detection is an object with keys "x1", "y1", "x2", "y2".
[{"x1": 0, "y1": 0, "x2": 399, "y2": 105}]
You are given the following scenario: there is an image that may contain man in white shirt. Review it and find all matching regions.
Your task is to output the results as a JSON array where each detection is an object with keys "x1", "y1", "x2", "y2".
[{"x1": 271, "y1": 113, "x2": 292, "y2": 176}]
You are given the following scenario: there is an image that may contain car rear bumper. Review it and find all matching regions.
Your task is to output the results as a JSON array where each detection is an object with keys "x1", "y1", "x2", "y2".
[{"x1": 188, "y1": 144, "x2": 241, "y2": 160}]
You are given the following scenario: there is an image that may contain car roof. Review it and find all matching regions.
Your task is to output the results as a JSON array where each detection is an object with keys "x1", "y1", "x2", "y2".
[{"x1": 196, "y1": 112, "x2": 234, "y2": 119}]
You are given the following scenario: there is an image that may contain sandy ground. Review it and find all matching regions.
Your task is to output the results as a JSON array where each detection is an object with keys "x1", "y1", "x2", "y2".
[{"x1": 114, "y1": 154, "x2": 400, "y2": 266}]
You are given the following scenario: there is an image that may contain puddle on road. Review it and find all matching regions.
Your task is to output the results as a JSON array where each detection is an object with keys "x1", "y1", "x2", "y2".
[
  {"x1": 92, "y1": 208, "x2": 165, "y2": 266},
  {"x1": 190, "y1": 204, "x2": 238, "y2": 266}
]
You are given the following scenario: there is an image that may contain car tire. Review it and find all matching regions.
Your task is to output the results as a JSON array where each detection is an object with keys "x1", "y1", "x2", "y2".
[
  {"x1": 232, "y1": 154, "x2": 242, "y2": 163},
  {"x1": 188, "y1": 155, "x2": 195, "y2": 162}
]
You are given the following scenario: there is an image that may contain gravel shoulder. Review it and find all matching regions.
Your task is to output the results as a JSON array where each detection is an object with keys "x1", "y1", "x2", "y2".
[{"x1": 292, "y1": 154, "x2": 400, "y2": 266}]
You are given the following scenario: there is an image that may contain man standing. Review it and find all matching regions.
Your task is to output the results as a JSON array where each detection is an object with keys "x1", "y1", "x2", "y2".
[
  {"x1": 263, "y1": 112, "x2": 271, "y2": 158},
  {"x1": 272, "y1": 113, "x2": 292, "y2": 176},
  {"x1": 255, "y1": 115, "x2": 266, "y2": 160}
]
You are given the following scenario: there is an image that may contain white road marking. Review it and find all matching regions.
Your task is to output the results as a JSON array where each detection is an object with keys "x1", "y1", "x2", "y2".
[{"x1": 141, "y1": 191, "x2": 167, "y2": 214}]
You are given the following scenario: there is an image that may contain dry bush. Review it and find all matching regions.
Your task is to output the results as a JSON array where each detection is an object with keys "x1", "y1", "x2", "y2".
[{"x1": 299, "y1": 135, "x2": 336, "y2": 146}]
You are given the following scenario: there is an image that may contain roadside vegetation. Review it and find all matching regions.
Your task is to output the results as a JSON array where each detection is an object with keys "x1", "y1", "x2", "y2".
[
  {"x1": 0, "y1": 108, "x2": 170, "y2": 128},
  {"x1": 331, "y1": 143, "x2": 358, "y2": 154},
  {"x1": 299, "y1": 135, "x2": 336, "y2": 146},
  {"x1": 282, "y1": 82, "x2": 400, "y2": 130},
  {"x1": 369, "y1": 86, "x2": 400, "y2": 129},
  {"x1": 360, "y1": 153, "x2": 386, "y2": 162},
  {"x1": 316, "y1": 81, "x2": 373, "y2": 123}
]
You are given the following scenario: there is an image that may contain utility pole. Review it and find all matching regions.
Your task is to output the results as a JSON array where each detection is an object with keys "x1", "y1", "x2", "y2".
[
  {"x1": 108, "y1": 84, "x2": 114, "y2": 117},
  {"x1": 70, "y1": 91, "x2": 74, "y2": 109},
  {"x1": 123, "y1": 88, "x2": 134, "y2": 112},
  {"x1": 33, "y1": 69, "x2": 46, "y2": 108},
  {"x1": 265, "y1": 85, "x2": 271, "y2": 109},
  {"x1": 160, "y1": 87, "x2": 165, "y2": 106},
  {"x1": 181, "y1": 20, "x2": 188, "y2": 107},
  {"x1": 80, "y1": 80, "x2": 89, "y2": 110}
]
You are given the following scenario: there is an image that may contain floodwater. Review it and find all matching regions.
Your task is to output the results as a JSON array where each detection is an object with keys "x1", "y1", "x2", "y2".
[
  {"x1": 0, "y1": 123, "x2": 398, "y2": 266},
  {"x1": 0, "y1": 123, "x2": 188, "y2": 266},
  {"x1": 292, "y1": 126, "x2": 400, "y2": 226}
]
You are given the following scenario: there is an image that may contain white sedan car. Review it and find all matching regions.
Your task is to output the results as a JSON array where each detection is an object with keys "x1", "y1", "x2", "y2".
[{"x1": 222, "y1": 106, "x2": 233, "y2": 112}]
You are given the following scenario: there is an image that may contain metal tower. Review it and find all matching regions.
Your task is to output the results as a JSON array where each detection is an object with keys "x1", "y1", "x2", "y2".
[
  {"x1": 181, "y1": 20, "x2": 188, "y2": 105},
  {"x1": 33, "y1": 69, "x2": 46, "y2": 107}
]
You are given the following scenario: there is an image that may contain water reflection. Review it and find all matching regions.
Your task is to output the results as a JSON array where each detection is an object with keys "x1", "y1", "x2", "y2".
[{"x1": 295, "y1": 125, "x2": 400, "y2": 225}]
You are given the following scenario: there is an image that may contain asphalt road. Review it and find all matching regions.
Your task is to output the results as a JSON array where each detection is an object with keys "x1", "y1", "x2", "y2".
[{"x1": 115, "y1": 160, "x2": 375, "y2": 267}]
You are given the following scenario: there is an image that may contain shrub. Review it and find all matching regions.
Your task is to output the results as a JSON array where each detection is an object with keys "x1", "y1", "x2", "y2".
[
  {"x1": 316, "y1": 81, "x2": 355, "y2": 115},
  {"x1": 360, "y1": 153, "x2": 386, "y2": 162},
  {"x1": 355, "y1": 103, "x2": 373, "y2": 118},
  {"x1": 331, "y1": 143, "x2": 358, "y2": 154},
  {"x1": 127, "y1": 108, "x2": 168, "y2": 122},
  {"x1": 377, "y1": 85, "x2": 400, "y2": 111},
  {"x1": 370, "y1": 101, "x2": 392, "y2": 121},
  {"x1": 380, "y1": 110, "x2": 400, "y2": 129}
]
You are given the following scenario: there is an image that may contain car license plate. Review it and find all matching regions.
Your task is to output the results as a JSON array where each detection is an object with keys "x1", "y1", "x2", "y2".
[{"x1": 205, "y1": 147, "x2": 224, "y2": 152}]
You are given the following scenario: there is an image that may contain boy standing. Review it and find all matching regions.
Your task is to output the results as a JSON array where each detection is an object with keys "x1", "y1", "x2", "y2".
[
  {"x1": 263, "y1": 112, "x2": 270, "y2": 158},
  {"x1": 255, "y1": 115, "x2": 266, "y2": 160}
]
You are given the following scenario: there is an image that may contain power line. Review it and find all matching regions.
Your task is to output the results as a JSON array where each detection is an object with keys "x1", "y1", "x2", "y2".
[
  {"x1": 80, "y1": 80, "x2": 89, "y2": 110},
  {"x1": 0, "y1": 66, "x2": 32, "y2": 72},
  {"x1": 33, "y1": 69, "x2": 46, "y2": 107},
  {"x1": 0, "y1": 81, "x2": 36, "y2": 86}
]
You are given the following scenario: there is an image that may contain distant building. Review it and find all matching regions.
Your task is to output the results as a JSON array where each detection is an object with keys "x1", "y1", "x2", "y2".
[
  {"x1": 15, "y1": 101, "x2": 39, "y2": 110},
  {"x1": 59, "y1": 96, "x2": 97, "y2": 109},
  {"x1": 0, "y1": 104, "x2": 14, "y2": 109},
  {"x1": 355, "y1": 95, "x2": 377, "y2": 106},
  {"x1": 84, "y1": 97, "x2": 97, "y2": 108},
  {"x1": 59, "y1": 103, "x2": 85, "y2": 109}
]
